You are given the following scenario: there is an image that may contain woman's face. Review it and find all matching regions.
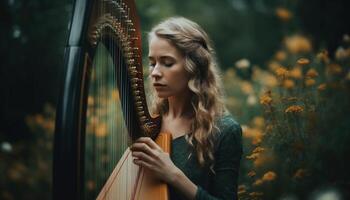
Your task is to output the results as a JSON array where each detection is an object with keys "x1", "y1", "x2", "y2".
[{"x1": 148, "y1": 36, "x2": 191, "y2": 98}]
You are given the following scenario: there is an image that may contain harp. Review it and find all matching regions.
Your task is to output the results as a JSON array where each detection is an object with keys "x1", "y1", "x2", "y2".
[{"x1": 53, "y1": 0, "x2": 170, "y2": 199}]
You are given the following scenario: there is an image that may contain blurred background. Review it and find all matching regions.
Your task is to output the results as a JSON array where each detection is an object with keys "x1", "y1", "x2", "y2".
[{"x1": 1, "y1": 0, "x2": 350, "y2": 199}]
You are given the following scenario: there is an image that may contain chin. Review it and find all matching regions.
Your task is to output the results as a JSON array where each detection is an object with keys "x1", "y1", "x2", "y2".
[{"x1": 156, "y1": 92, "x2": 171, "y2": 99}]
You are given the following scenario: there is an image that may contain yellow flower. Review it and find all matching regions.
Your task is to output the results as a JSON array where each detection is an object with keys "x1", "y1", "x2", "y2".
[
  {"x1": 34, "y1": 114, "x2": 45, "y2": 126},
  {"x1": 262, "y1": 171, "x2": 277, "y2": 181},
  {"x1": 276, "y1": 7, "x2": 293, "y2": 21},
  {"x1": 335, "y1": 47, "x2": 350, "y2": 60},
  {"x1": 249, "y1": 192, "x2": 264, "y2": 197},
  {"x1": 285, "y1": 35, "x2": 312, "y2": 54},
  {"x1": 268, "y1": 61, "x2": 281, "y2": 71},
  {"x1": 283, "y1": 79, "x2": 295, "y2": 89},
  {"x1": 242, "y1": 126, "x2": 263, "y2": 145},
  {"x1": 112, "y1": 89, "x2": 120, "y2": 100},
  {"x1": 246, "y1": 153, "x2": 260, "y2": 160},
  {"x1": 275, "y1": 67, "x2": 289, "y2": 78},
  {"x1": 285, "y1": 105, "x2": 304, "y2": 113},
  {"x1": 318, "y1": 83, "x2": 327, "y2": 91},
  {"x1": 235, "y1": 58, "x2": 250, "y2": 69},
  {"x1": 252, "y1": 116, "x2": 265, "y2": 128},
  {"x1": 253, "y1": 179, "x2": 264, "y2": 186},
  {"x1": 254, "y1": 153, "x2": 274, "y2": 167},
  {"x1": 260, "y1": 91, "x2": 273, "y2": 106},
  {"x1": 327, "y1": 63, "x2": 342, "y2": 75},
  {"x1": 289, "y1": 67, "x2": 303, "y2": 79},
  {"x1": 238, "y1": 185, "x2": 247, "y2": 195},
  {"x1": 297, "y1": 58, "x2": 310, "y2": 66},
  {"x1": 253, "y1": 147, "x2": 265, "y2": 154},
  {"x1": 316, "y1": 50, "x2": 330, "y2": 63},
  {"x1": 241, "y1": 81, "x2": 254, "y2": 95},
  {"x1": 274, "y1": 50, "x2": 287, "y2": 61},
  {"x1": 305, "y1": 78, "x2": 316, "y2": 87},
  {"x1": 293, "y1": 169, "x2": 308, "y2": 179},
  {"x1": 225, "y1": 68, "x2": 236, "y2": 79},
  {"x1": 247, "y1": 171, "x2": 256, "y2": 178},
  {"x1": 287, "y1": 97, "x2": 298, "y2": 101},
  {"x1": 306, "y1": 68, "x2": 319, "y2": 78},
  {"x1": 95, "y1": 122, "x2": 108, "y2": 137}
]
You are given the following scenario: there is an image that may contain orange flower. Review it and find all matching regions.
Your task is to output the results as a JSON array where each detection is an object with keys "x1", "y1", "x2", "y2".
[
  {"x1": 289, "y1": 67, "x2": 303, "y2": 79},
  {"x1": 318, "y1": 83, "x2": 327, "y2": 91},
  {"x1": 253, "y1": 179, "x2": 264, "y2": 186},
  {"x1": 274, "y1": 50, "x2": 287, "y2": 61},
  {"x1": 268, "y1": 61, "x2": 281, "y2": 71},
  {"x1": 287, "y1": 97, "x2": 298, "y2": 101},
  {"x1": 305, "y1": 78, "x2": 316, "y2": 87},
  {"x1": 275, "y1": 67, "x2": 289, "y2": 78},
  {"x1": 276, "y1": 7, "x2": 293, "y2": 21},
  {"x1": 262, "y1": 171, "x2": 277, "y2": 181},
  {"x1": 241, "y1": 81, "x2": 254, "y2": 95},
  {"x1": 242, "y1": 126, "x2": 263, "y2": 145},
  {"x1": 285, "y1": 35, "x2": 312, "y2": 54},
  {"x1": 327, "y1": 63, "x2": 342, "y2": 75},
  {"x1": 247, "y1": 171, "x2": 256, "y2": 178},
  {"x1": 253, "y1": 147, "x2": 265, "y2": 154},
  {"x1": 95, "y1": 122, "x2": 108, "y2": 137},
  {"x1": 260, "y1": 91, "x2": 273, "y2": 106},
  {"x1": 306, "y1": 68, "x2": 319, "y2": 78},
  {"x1": 283, "y1": 79, "x2": 295, "y2": 89},
  {"x1": 249, "y1": 192, "x2": 264, "y2": 197},
  {"x1": 112, "y1": 89, "x2": 120, "y2": 100},
  {"x1": 252, "y1": 116, "x2": 265, "y2": 128},
  {"x1": 246, "y1": 153, "x2": 260, "y2": 160},
  {"x1": 293, "y1": 169, "x2": 308, "y2": 179},
  {"x1": 238, "y1": 185, "x2": 247, "y2": 195},
  {"x1": 317, "y1": 50, "x2": 330, "y2": 63},
  {"x1": 285, "y1": 105, "x2": 304, "y2": 113},
  {"x1": 335, "y1": 47, "x2": 350, "y2": 60},
  {"x1": 254, "y1": 153, "x2": 274, "y2": 167},
  {"x1": 297, "y1": 58, "x2": 310, "y2": 66}
]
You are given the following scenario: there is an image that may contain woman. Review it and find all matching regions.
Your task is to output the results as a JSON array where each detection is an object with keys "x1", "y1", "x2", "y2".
[{"x1": 130, "y1": 17, "x2": 242, "y2": 200}]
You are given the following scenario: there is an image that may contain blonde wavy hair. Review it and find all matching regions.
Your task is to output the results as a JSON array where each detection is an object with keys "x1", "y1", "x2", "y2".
[{"x1": 148, "y1": 17, "x2": 228, "y2": 168}]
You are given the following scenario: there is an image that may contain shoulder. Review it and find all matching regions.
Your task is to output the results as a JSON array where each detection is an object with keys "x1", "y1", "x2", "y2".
[
  {"x1": 214, "y1": 113, "x2": 242, "y2": 151},
  {"x1": 215, "y1": 113, "x2": 242, "y2": 138}
]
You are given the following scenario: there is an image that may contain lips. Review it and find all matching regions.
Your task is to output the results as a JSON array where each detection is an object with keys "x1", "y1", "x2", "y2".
[{"x1": 153, "y1": 83, "x2": 166, "y2": 87}]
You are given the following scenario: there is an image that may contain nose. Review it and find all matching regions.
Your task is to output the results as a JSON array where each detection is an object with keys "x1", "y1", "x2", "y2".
[{"x1": 150, "y1": 64, "x2": 162, "y2": 79}]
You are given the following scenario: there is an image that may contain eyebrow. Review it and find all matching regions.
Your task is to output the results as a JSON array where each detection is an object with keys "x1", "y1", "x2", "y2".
[{"x1": 148, "y1": 55, "x2": 176, "y2": 60}]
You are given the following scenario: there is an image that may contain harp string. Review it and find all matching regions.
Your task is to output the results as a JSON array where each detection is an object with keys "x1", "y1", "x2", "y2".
[{"x1": 84, "y1": 0, "x2": 141, "y2": 198}]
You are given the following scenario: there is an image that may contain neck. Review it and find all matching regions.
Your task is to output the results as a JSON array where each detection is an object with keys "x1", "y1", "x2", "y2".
[{"x1": 166, "y1": 90, "x2": 193, "y2": 119}]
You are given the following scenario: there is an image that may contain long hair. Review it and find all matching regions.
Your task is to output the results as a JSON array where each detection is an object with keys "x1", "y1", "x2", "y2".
[{"x1": 148, "y1": 17, "x2": 228, "y2": 168}]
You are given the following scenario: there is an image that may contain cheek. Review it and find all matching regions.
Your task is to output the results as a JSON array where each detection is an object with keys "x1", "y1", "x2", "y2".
[{"x1": 169, "y1": 72, "x2": 190, "y2": 92}]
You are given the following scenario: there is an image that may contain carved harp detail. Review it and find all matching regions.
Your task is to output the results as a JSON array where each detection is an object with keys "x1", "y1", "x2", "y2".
[{"x1": 53, "y1": 0, "x2": 169, "y2": 199}]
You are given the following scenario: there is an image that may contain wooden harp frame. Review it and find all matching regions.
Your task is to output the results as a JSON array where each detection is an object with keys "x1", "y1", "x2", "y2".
[{"x1": 53, "y1": 0, "x2": 169, "y2": 199}]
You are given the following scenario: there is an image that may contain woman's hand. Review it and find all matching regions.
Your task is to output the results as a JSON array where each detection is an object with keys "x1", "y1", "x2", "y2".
[{"x1": 130, "y1": 137, "x2": 181, "y2": 184}]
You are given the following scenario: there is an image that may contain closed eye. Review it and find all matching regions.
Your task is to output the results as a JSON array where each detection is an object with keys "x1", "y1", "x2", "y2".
[{"x1": 164, "y1": 62, "x2": 174, "y2": 67}]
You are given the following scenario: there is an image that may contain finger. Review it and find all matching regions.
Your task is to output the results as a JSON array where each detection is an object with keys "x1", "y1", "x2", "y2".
[
  {"x1": 132, "y1": 151, "x2": 155, "y2": 164},
  {"x1": 136, "y1": 137, "x2": 162, "y2": 151},
  {"x1": 133, "y1": 158, "x2": 154, "y2": 170},
  {"x1": 130, "y1": 142, "x2": 155, "y2": 157}
]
